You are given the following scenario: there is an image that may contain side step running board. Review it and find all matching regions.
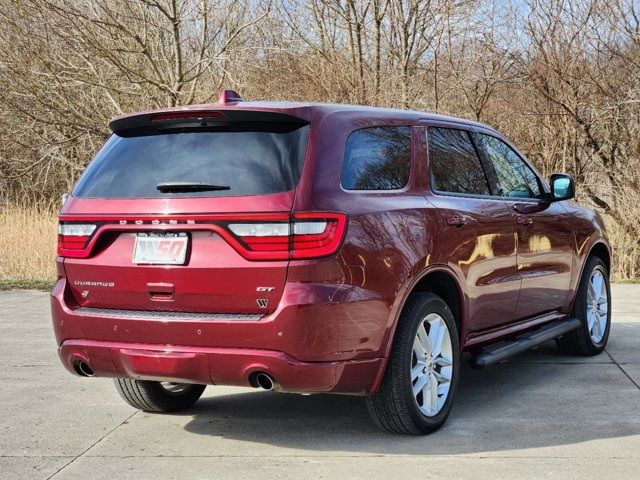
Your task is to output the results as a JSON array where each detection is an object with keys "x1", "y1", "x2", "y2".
[{"x1": 468, "y1": 318, "x2": 582, "y2": 369}]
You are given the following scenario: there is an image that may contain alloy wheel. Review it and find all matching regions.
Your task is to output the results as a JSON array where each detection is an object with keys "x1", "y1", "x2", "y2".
[
  {"x1": 587, "y1": 269, "x2": 609, "y2": 343},
  {"x1": 160, "y1": 382, "x2": 193, "y2": 395},
  {"x1": 411, "y1": 313, "x2": 453, "y2": 416}
]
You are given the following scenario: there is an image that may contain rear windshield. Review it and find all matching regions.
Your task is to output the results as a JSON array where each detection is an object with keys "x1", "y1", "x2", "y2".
[{"x1": 72, "y1": 123, "x2": 309, "y2": 198}]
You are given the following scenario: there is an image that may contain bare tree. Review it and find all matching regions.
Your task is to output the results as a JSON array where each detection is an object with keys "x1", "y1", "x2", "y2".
[
  {"x1": 523, "y1": 0, "x2": 640, "y2": 245},
  {"x1": 0, "y1": 0, "x2": 638, "y2": 278},
  {"x1": 0, "y1": 0, "x2": 267, "y2": 196}
]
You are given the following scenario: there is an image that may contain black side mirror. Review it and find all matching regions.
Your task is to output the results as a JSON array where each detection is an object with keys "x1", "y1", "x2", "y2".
[{"x1": 550, "y1": 174, "x2": 575, "y2": 201}]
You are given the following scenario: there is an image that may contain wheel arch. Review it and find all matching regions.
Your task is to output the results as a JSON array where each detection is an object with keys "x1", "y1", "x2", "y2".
[
  {"x1": 588, "y1": 241, "x2": 611, "y2": 274},
  {"x1": 382, "y1": 265, "x2": 467, "y2": 358},
  {"x1": 372, "y1": 265, "x2": 467, "y2": 394},
  {"x1": 567, "y1": 239, "x2": 612, "y2": 313}
]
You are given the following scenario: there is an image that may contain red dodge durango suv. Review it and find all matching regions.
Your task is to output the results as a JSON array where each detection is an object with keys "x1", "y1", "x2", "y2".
[{"x1": 51, "y1": 90, "x2": 612, "y2": 434}]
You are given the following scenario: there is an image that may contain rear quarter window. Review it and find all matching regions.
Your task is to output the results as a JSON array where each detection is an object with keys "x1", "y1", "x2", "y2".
[
  {"x1": 72, "y1": 123, "x2": 309, "y2": 198},
  {"x1": 341, "y1": 126, "x2": 411, "y2": 190}
]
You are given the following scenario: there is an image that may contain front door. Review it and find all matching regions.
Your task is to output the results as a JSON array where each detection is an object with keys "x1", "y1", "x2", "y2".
[{"x1": 475, "y1": 132, "x2": 573, "y2": 320}]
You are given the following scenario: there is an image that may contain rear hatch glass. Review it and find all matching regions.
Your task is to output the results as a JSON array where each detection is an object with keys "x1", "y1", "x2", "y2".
[{"x1": 73, "y1": 122, "x2": 309, "y2": 198}]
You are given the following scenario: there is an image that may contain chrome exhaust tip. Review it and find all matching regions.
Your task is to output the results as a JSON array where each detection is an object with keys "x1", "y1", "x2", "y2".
[
  {"x1": 255, "y1": 372, "x2": 278, "y2": 391},
  {"x1": 75, "y1": 360, "x2": 95, "y2": 377}
]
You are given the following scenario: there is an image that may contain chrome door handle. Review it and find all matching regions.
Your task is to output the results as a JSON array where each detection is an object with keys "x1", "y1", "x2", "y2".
[{"x1": 446, "y1": 216, "x2": 466, "y2": 228}]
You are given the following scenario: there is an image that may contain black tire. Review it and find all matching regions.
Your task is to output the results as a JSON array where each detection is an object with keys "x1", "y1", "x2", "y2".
[
  {"x1": 556, "y1": 256, "x2": 611, "y2": 356},
  {"x1": 114, "y1": 379, "x2": 206, "y2": 413},
  {"x1": 366, "y1": 293, "x2": 460, "y2": 434}
]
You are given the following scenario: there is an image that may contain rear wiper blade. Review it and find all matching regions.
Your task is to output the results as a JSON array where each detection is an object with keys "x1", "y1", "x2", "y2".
[{"x1": 156, "y1": 182, "x2": 231, "y2": 193}]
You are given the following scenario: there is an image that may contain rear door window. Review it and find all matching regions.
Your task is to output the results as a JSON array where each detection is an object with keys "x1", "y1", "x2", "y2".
[
  {"x1": 428, "y1": 127, "x2": 491, "y2": 195},
  {"x1": 72, "y1": 123, "x2": 309, "y2": 198},
  {"x1": 341, "y1": 126, "x2": 411, "y2": 190}
]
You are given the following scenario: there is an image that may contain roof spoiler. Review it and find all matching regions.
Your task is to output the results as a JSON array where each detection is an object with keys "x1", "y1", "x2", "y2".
[{"x1": 108, "y1": 90, "x2": 307, "y2": 134}]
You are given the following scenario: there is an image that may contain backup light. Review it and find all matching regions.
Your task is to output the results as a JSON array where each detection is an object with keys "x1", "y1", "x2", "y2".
[
  {"x1": 57, "y1": 223, "x2": 97, "y2": 256},
  {"x1": 228, "y1": 223, "x2": 290, "y2": 237},
  {"x1": 293, "y1": 222, "x2": 327, "y2": 235},
  {"x1": 58, "y1": 224, "x2": 96, "y2": 236}
]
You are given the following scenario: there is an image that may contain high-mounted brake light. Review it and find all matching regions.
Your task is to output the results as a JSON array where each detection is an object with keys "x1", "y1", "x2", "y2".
[
  {"x1": 150, "y1": 111, "x2": 225, "y2": 122},
  {"x1": 57, "y1": 223, "x2": 96, "y2": 255}
]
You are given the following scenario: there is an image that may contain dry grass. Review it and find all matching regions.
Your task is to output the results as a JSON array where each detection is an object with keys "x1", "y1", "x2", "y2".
[
  {"x1": 0, "y1": 204, "x2": 636, "y2": 285},
  {"x1": 0, "y1": 204, "x2": 57, "y2": 284},
  {"x1": 605, "y1": 217, "x2": 640, "y2": 283}
]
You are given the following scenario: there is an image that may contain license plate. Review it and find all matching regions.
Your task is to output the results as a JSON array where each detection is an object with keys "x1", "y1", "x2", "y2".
[{"x1": 133, "y1": 233, "x2": 188, "y2": 265}]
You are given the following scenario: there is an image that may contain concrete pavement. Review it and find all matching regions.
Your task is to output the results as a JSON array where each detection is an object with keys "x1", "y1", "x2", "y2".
[{"x1": 1, "y1": 285, "x2": 638, "y2": 479}]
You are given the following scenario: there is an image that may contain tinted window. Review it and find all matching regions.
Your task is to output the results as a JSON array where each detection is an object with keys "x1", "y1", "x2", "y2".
[
  {"x1": 73, "y1": 123, "x2": 309, "y2": 198},
  {"x1": 341, "y1": 126, "x2": 411, "y2": 190},
  {"x1": 479, "y1": 134, "x2": 541, "y2": 199},
  {"x1": 428, "y1": 127, "x2": 490, "y2": 195}
]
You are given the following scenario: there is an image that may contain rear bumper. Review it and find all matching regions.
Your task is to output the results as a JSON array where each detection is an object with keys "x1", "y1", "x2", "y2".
[
  {"x1": 58, "y1": 339, "x2": 382, "y2": 394},
  {"x1": 51, "y1": 278, "x2": 386, "y2": 394}
]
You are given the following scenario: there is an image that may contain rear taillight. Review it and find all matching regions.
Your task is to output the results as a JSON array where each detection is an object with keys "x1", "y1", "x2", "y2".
[
  {"x1": 225, "y1": 213, "x2": 347, "y2": 260},
  {"x1": 57, "y1": 223, "x2": 96, "y2": 256},
  {"x1": 55, "y1": 213, "x2": 347, "y2": 261}
]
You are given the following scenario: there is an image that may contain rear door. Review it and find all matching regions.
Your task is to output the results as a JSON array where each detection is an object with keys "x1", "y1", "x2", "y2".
[
  {"x1": 424, "y1": 125, "x2": 521, "y2": 333},
  {"x1": 61, "y1": 112, "x2": 310, "y2": 314},
  {"x1": 474, "y1": 132, "x2": 574, "y2": 320}
]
